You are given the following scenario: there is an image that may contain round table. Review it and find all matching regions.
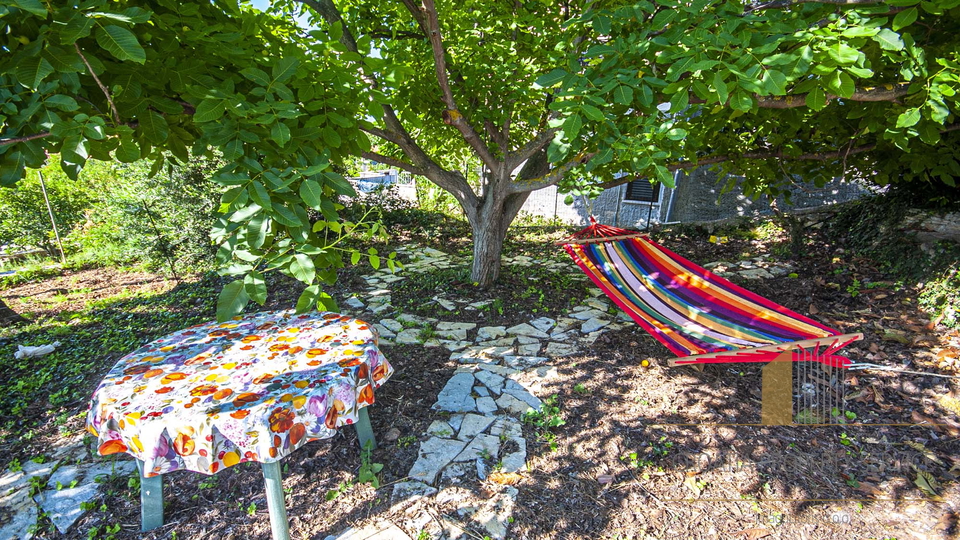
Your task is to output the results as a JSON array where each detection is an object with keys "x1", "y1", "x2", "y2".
[{"x1": 86, "y1": 309, "x2": 393, "y2": 539}]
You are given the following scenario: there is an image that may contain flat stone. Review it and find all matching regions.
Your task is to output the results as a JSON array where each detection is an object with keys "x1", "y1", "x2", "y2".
[
  {"x1": 477, "y1": 363, "x2": 518, "y2": 377},
  {"x1": 434, "y1": 373, "x2": 478, "y2": 413},
  {"x1": 378, "y1": 318, "x2": 404, "y2": 333},
  {"x1": 427, "y1": 420, "x2": 456, "y2": 438},
  {"x1": 0, "y1": 469, "x2": 26, "y2": 494},
  {"x1": 456, "y1": 414, "x2": 496, "y2": 441},
  {"x1": 453, "y1": 434, "x2": 500, "y2": 462},
  {"x1": 496, "y1": 422, "x2": 526, "y2": 473},
  {"x1": 586, "y1": 288, "x2": 604, "y2": 297},
  {"x1": 380, "y1": 275, "x2": 405, "y2": 284},
  {"x1": 391, "y1": 480, "x2": 438, "y2": 503},
  {"x1": 369, "y1": 303, "x2": 394, "y2": 315},
  {"x1": 505, "y1": 323, "x2": 549, "y2": 339},
  {"x1": 45, "y1": 465, "x2": 81, "y2": 491},
  {"x1": 583, "y1": 297, "x2": 611, "y2": 311},
  {"x1": 395, "y1": 329, "x2": 430, "y2": 346},
  {"x1": 476, "y1": 326, "x2": 507, "y2": 340},
  {"x1": 472, "y1": 486, "x2": 518, "y2": 540},
  {"x1": 408, "y1": 437, "x2": 467, "y2": 485},
  {"x1": 434, "y1": 297, "x2": 457, "y2": 311},
  {"x1": 440, "y1": 461, "x2": 476, "y2": 485},
  {"x1": 503, "y1": 381, "x2": 542, "y2": 410},
  {"x1": 373, "y1": 323, "x2": 396, "y2": 339},
  {"x1": 739, "y1": 268, "x2": 774, "y2": 279},
  {"x1": 548, "y1": 330, "x2": 577, "y2": 342},
  {"x1": 435, "y1": 328, "x2": 468, "y2": 341},
  {"x1": 20, "y1": 460, "x2": 56, "y2": 477},
  {"x1": 343, "y1": 297, "x2": 365, "y2": 309},
  {"x1": 473, "y1": 385, "x2": 490, "y2": 397},
  {"x1": 475, "y1": 370, "x2": 505, "y2": 395},
  {"x1": 451, "y1": 346, "x2": 514, "y2": 363},
  {"x1": 440, "y1": 340, "x2": 472, "y2": 352},
  {"x1": 468, "y1": 300, "x2": 494, "y2": 310},
  {"x1": 477, "y1": 337, "x2": 516, "y2": 347},
  {"x1": 516, "y1": 335, "x2": 540, "y2": 345},
  {"x1": 545, "y1": 342, "x2": 578, "y2": 357},
  {"x1": 528, "y1": 317, "x2": 557, "y2": 333},
  {"x1": 0, "y1": 487, "x2": 36, "y2": 540},
  {"x1": 516, "y1": 343, "x2": 541, "y2": 356},
  {"x1": 476, "y1": 397, "x2": 498, "y2": 414},
  {"x1": 437, "y1": 322, "x2": 477, "y2": 332},
  {"x1": 447, "y1": 414, "x2": 465, "y2": 433},
  {"x1": 367, "y1": 288, "x2": 392, "y2": 297},
  {"x1": 509, "y1": 366, "x2": 561, "y2": 395},
  {"x1": 551, "y1": 318, "x2": 579, "y2": 334},
  {"x1": 581, "y1": 318, "x2": 610, "y2": 333},
  {"x1": 35, "y1": 481, "x2": 101, "y2": 534},
  {"x1": 502, "y1": 356, "x2": 549, "y2": 369},
  {"x1": 579, "y1": 331, "x2": 603, "y2": 346},
  {"x1": 324, "y1": 519, "x2": 413, "y2": 540},
  {"x1": 396, "y1": 313, "x2": 438, "y2": 326},
  {"x1": 570, "y1": 308, "x2": 606, "y2": 321},
  {"x1": 496, "y1": 393, "x2": 536, "y2": 416}
]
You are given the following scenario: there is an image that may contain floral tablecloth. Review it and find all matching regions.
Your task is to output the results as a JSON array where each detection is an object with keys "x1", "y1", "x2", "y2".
[{"x1": 86, "y1": 309, "x2": 393, "y2": 477}]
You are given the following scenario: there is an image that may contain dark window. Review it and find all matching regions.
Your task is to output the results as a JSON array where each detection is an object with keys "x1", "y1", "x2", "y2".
[{"x1": 624, "y1": 177, "x2": 661, "y2": 203}]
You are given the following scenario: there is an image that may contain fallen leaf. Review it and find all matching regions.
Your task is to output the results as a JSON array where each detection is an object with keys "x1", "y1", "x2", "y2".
[
  {"x1": 937, "y1": 347, "x2": 959, "y2": 361},
  {"x1": 882, "y1": 330, "x2": 911, "y2": 344},
  {"x1": 597, "y1": 474, "x2": 615, "y2": 486},
  {"x1": 488, "y1": 472, "x2": 523, "y2": 486},
  {"x1": 734, "y1": 528, "x2": 772, "y2": 539},
  {"x1": 914, "y1": 469, "x2": 940, "y2": 497},
  {"x1": 809, "y1": 304, "x2": 819, "y2": 315},
  {"x1": 855, "y1": 481, "x2": 882, "y2": 497},
  {"x1": 869, "y1": 342, "x2": 880, "y2": 353}
]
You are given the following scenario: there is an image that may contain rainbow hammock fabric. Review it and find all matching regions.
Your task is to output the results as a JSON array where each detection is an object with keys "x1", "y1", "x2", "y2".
[{"x1": 562, "y1": 221, "x2": 862, "y2": 367}]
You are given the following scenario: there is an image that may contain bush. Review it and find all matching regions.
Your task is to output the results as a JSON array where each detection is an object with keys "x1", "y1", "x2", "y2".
[
  {"x1": 0, "y1": 157, "x2": 105, "y2": 257},
  {"x1": 70, "y1": 155, "x2": 225, "y2": 275}
]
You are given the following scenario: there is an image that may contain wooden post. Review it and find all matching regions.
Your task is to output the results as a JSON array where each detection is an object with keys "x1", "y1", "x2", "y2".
[
  {"x1": 355, "y1": 406, "x2": 376, "y2": 449},
  {"x1": 261, "y1": 461, "x2": 291, "y2": 540},
  {"x1": 136, "y1": 460, "x2": 164, "y2": 532},
  {"x1": 761, "y1": 351, "x2": 794, "y2": 425}
]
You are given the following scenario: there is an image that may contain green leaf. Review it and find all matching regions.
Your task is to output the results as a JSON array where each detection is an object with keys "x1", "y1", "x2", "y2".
[
  {"x1": 229, "y1": 203, "x2": 262, "y2": 223},
  {"x1": 244, "y1": 271, "x2": 267, "y2": 305},
  {"x1": 321, "y1": 126, "x2": 341, "y2": 147},
  {"x1": 115, "y1": 138, "x2": 141, "y2": 162},
  {"x1": 613, "y1": 84, "x2": 633, "y2": 105},
  {"x1": 194, "y1": 98, "x2": 228, "y2": 123},
  {"x1": 350, "y1": 250, "x2": 361, "y2": 265},
  {"x1": 249, "y1": 181, "x2": 272, "y2": 211},
  {"x1": 893, "y1": 7, "x2": 918, "y2": 30},
  {"x1": 216, "y1": 281, "x2": 249, "y2": 322},
  {"x1": 318, "y1": 291, "x2": 339, "y2": 312},
  {"x1": 324, "y1": 172, "x2": 356, "y2": 196},
  {"x1": 12, "y1": 0, "x2": 47, "y2": 17},
  {"x1": 917, "y1": 122, "x2": 941, "y2": 145},
  {"x1": 730, "y1": 91, "x2": 753, "y2": 111},
  {"x1": 271, "y1": 57, "x2": 299, "y2": 84},
  {"x1": 46, "y1": 95, "x2": 79, "y2": 111},
  {"x1": 271, "y1": 123, "x2": 290, "y2": 147},
  {"x1": 16, "y1": 57, "x2": 54, "y2": 90},
  {"x1": 139, "y1": 110, "x2": 169, "y2": 143},
  {"x1": 289, "y1": 254, "x2": 316, "y2": 284},
  {"x1": 96, "y1": 25, "x2": 146, "y2": 64},
  {"x1": 873, "y1": 28, "x2": 904, "y2": 51},
  {"x1": 580, "y1": 104, "x2": 604, "y2": 121},
  {"x1": 666, "y1": 127, "x2": 687, "y2": 141},
  {"x1": 827, "y1": 43, "x2": 861, "y2": 65},
  {"x1": 271, "y1": 203, "x2": 300, "y2": 227},
  {"x1": 535, "y1": 68, "x2": 568, "y2": 88},
  {"x1": 563, "y1": 114, "x2": 583, "y2": 139},
  {"x1": 246, "y1": 214, "x2": 270, "y2": 248},
  {"x1": 240, "y1": 67, "x2": 270, "y2": 86},
  {"x1": 806, "y1": 86, "x2": 827, "y2": 111},
  {"x1": 761, "y1": 69, "x2": 787, "y2": 95},
  {"x1": 713, "y1": 73, "x2": 729, "y2": 104},
  {"x1": 896, "y1": 107, "x2": 921, "y2": 128},
  {"x1": 824, "y1": 71, "x2": 855, "y2": 99},
  {"x1": 300, "y1": 179, "x2": 324, "y2": 209},
  {"x1": 59, "y1": 13, "x2": 95, "y2": 44}
]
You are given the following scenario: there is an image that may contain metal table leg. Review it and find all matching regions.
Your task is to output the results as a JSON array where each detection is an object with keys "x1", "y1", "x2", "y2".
[
  {"x1": 261, "y1": 461, "x2": 291, "y2": 540},
  {"x1": 136, "y1": 460, "x2": 164, "y2": 532},
  {"x1": 355, "y1": 406, "x2": 376, "y2": 449}
]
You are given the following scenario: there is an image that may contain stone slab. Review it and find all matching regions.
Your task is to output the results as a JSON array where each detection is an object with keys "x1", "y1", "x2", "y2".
[
  {"x1": 0, "y1": 487, "x2": 36, "y2": 540},
  {"x1": 475, "y1": 369, "x2": 505, "y2": 395},
  {"x1": 434, "y1": 373, "x2": 478, "y2": 413},
  {"x1": 324, "y1": 520, "x2": 413, "y2": 540},
  {"x1": 408, "y1": 437, "x2": 467, "y2": 485},
  {"x1": 453, "y1": 434, "x2": 500, "y2": 462},
  {"x1": 476, "y1": 326, "x2": 507, "y2": 341},
  {"x1": 505, "y1": 323, "x2": 549, "y2": 339},
  {"x1": 456, "y1": 414, "x2": 496, "y2": 441},
  {"x1": 528, "y1": 317, "x2": 557, "y2": 333},
  {"x1": 391, "y1": 480, "x2": 438, "y2": 503}
]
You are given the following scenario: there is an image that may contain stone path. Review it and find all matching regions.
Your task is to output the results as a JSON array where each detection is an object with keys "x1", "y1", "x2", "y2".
[{"x1": 0, "y1": 435, "x2": 136, "y2": 540}]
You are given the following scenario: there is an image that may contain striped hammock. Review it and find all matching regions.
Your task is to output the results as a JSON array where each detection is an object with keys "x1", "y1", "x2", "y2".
[{"x1": 562, "y1": 220, "x2": 862, "y2": 367}]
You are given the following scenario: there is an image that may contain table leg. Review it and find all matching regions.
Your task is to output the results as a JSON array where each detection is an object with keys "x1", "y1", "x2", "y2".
[
  {"x1": 261, "y1": 461, "x2": 291, "y2": 540},
  {"x1": 355, "y1": 406, "x2": 376, "y2": 449},
  {"x1": 136, "y1": 460, "x2": 164, "y2": 532}
]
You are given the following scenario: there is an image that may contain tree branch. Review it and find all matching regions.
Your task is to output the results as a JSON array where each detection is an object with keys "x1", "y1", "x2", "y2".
[
  {"x1": 0, "y1": 132, "x2": 51, "y2": 147},
  {"x1": 421, "y1": 0, "x2": 500, "y2": 172},
  {"x1": 506, "y1": 127, "x2": 559, "y2": 172},
  {"x1": 747, "y1": 0, "x2": 886, "y2": 12},
  {"x1": 689, "y1": 83, "x2": 912, "y2": 109},
  {"x1": 361, "y1": 152, "x2": 426, "y2": 176},
  {"x1": 75, "y1": 44, "x2": 120, "y2": 125},
  {"x1": 508, "y1": 152, "x2": 596, "y2": 194},
  {"x1": 296, "y1": 0, "x2": 359, "y2": 51}
]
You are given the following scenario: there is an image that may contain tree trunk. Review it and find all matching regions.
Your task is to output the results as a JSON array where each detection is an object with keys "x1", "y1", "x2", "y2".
[{"x1": 0, "y1": 297, "x2": 27, "y2": 326}]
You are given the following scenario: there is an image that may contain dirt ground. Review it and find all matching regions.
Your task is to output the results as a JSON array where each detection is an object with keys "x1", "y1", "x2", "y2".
[{"x1": 3, "y1": 226, "x2": 959, "y2": 540}]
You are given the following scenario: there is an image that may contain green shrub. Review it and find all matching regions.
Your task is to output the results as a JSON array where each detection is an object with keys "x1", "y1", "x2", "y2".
[
  {"x1": 70, "y1": 156, "x2": 225, "y2": 275},
  {"x1": 0, "y1": 157, "x2": 105, "y2": 258}
]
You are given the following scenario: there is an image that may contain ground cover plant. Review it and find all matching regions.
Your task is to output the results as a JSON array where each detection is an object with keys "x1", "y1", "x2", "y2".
[{"x1": 1, "y1": 194, "x2": 958, "y2": 539}]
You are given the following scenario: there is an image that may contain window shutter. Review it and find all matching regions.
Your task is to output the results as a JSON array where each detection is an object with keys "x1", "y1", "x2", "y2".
[{"x1": 624, "y1": 178, "x2": 662, "y2": 202}]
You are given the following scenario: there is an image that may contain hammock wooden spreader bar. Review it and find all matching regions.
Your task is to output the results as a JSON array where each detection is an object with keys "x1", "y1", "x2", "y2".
[{"x1": 562, "y1": 219, "x2": 863, "y2": 367}]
